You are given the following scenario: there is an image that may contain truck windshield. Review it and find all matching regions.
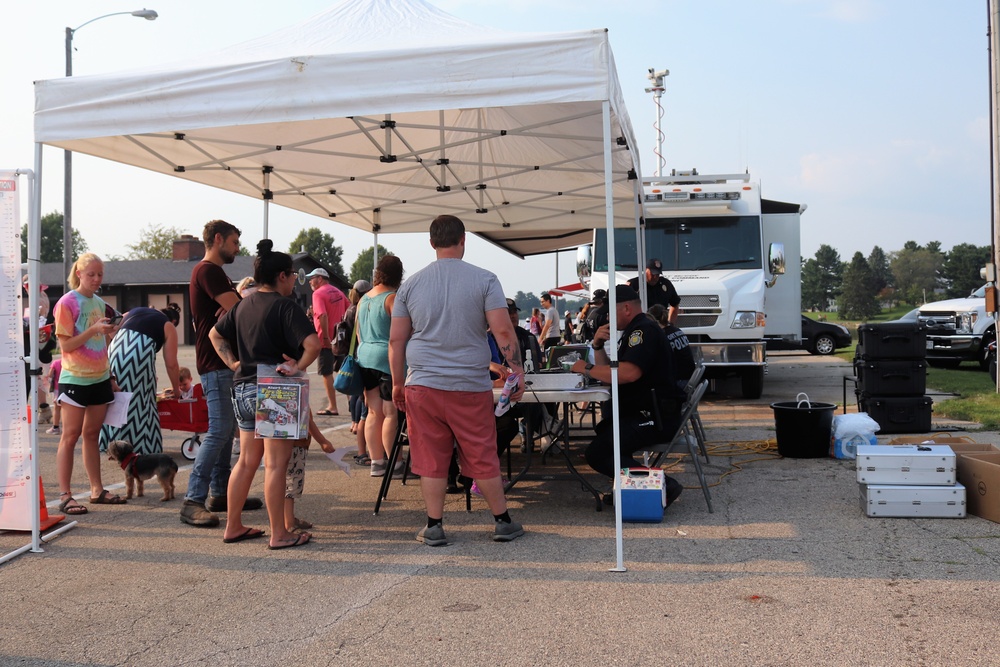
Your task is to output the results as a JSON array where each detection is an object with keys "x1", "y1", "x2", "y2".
[{"x1": 593, "y1": 215, "x2": 763, "y2": 271}]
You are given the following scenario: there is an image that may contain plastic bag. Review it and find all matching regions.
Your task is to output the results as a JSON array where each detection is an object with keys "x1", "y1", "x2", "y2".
[
  {"x1": 830, "y1": 412, "x2": 880, "y2": 460},
  {"x1": 833, "y1": 412, "x2": 880, "y2": 438}
]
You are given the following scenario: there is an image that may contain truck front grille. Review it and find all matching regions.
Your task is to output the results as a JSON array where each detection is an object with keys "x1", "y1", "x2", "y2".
[
  {"x1": 918, "y1": 313, "x2": 958, "y2": 334},
  {"x1": 678, "y1": 314, "x2": 719, "y2": 328},
  {"x1": 680, "y1": 294, "x2": 720, "y2": 308}
]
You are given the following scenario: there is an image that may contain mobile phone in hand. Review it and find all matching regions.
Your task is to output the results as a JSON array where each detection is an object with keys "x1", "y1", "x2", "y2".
[{"x1": 109, "y1": 315, "x2": 124, "y2": 326}]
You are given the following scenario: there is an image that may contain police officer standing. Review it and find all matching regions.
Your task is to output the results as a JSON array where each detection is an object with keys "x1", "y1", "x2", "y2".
[{"x1": 627, "y1": 258, "x2": 680, "y2": 325}]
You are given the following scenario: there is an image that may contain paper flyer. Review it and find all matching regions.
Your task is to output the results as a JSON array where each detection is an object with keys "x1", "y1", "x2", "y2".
[
  {"x1": 325, "y1": 445, "x2": 356, "y2": 476},
  {"x1": 255, "y1": 365, "x2": 309, "y2": 440}
]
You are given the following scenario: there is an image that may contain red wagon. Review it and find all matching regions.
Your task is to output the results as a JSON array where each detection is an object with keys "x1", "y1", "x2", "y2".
[{"x1": 158, "y1": 384, "x2": 208, "y2": 460}]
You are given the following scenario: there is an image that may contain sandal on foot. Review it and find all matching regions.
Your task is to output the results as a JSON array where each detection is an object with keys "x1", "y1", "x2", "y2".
[
  {"x1": 268, "y1": 532, "x2": 312, "y2": 550},
  {"x1": 316, "y1": 409, "x2": 339, "y2": 416},
  {"x1": 293, "y1": 517, "x2": 313, "y2": 530},
  {"x1": 223, "y1": 527, "x2": 265, "y2": 544},
  {"x1": 353, "y1": 455, "x2": 371, "y2": 466},
  {"x1": 58, "y1": 495, "x2": 88, "y2": 515},
  {"x1": 89, "y1": 490, "x2": 127, "y2": 505}
]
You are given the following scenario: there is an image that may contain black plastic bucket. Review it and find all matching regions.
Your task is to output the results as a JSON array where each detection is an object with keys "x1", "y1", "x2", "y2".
[{"x1": 770, "y1": 394, "x2": 836, "y2": 458}]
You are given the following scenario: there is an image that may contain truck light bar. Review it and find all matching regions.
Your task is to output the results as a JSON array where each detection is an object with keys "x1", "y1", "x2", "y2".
[{"x1": 644, "y1": 191, "x2": 741, "y2": 203}]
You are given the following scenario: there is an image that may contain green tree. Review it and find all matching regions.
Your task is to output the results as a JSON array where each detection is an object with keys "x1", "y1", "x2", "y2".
[
  {"x1": 126, "y1": 223, "x2": 186, "y2": 260},
  {"x1": 890, "y1": 244, "x2": 943, "y2": 305},
  {"x1": 800, "y1": 244, "x2": 843, "y2": 311},
  {"x1": 288, "y1": 228, "x2": 345, "y2": 277},
  {"x1": 348, "y1": 244, "x2": 393, "y2": 284},
  {"x1": 941, "y1": 243, "x2": 990, "y2": 298},
  {"x1": 20, "y1": 211, "x2": 88, "y2": 263},
  {"x1": 838, "y1": 252, "x2": 880, "y2": 320},
  {"x1": 867, "y1": 246, "x2": 892, "y2": 295}
]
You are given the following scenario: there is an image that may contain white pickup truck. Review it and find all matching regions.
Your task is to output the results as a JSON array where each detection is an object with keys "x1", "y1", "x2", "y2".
[{"x1": 918, "y1": 285, "x2": 994, "y2": 369}]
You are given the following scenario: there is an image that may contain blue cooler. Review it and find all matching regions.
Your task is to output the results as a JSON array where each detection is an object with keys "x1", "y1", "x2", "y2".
[{"x1": 619, "y1": 467, "x2": 666, "y2": 523}]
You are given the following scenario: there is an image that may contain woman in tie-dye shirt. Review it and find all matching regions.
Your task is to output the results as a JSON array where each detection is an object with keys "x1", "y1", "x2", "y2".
[{"x1": 52, "y1": 253, "x2": 126, "y2": 515}]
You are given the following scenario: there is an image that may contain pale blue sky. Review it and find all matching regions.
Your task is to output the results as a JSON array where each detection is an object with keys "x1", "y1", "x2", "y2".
[{"x1": 1, "y1": 1, "x2": 991, "y2": 295}]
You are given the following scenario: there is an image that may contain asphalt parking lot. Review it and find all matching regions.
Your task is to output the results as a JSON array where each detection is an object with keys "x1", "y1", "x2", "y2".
[{"x1": 2, "y1": 348, "x2": 998, "y2": 667}]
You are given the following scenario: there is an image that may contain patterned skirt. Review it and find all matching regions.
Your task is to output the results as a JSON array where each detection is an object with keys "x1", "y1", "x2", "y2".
[{"x1": 99, "y1": 329, "x2": 162, "y2": 455}]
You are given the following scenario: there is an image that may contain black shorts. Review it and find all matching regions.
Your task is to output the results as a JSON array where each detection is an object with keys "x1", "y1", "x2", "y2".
[
  {"x1": 360, "y1": 367, "x2": 392, "y2": 401},
  {"x1": 317, "y1": 348, "x2": 336, "y2": 376},
  {"x1": 59, "y1": 378, "x2": 114, "y2": 407}
]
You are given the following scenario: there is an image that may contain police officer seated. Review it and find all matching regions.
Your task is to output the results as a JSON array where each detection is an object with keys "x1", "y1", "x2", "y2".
[{"x1": 570, "y1": 285, "x2": 685, "y2": 506}]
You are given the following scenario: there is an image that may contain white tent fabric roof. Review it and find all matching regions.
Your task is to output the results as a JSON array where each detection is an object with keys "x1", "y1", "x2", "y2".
[{"x1": 34, "y1": 0, "x2": 641, "y2": 257}]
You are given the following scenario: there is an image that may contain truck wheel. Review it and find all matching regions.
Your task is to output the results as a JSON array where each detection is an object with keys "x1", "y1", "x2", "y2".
[
  {"x1": 980, "y1": 329, "x2": 996, "y2": 370},
  {"x1": 813, "y1": 334, "x2": 836, "y2": 355},
  {"x1": 741, "y1": 367, "x2": 764, "y2": 399}
]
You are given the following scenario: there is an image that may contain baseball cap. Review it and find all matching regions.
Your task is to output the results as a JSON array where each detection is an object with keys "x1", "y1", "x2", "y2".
[
  {"x1": 505, "y1": 297, "x2": 519, "y2": 312},
  {"x1": 589, "y1": 289, "x2": 607, "y2": 305},
  {"x1": 646, "y1": 258, "x2": 663, "y2": 275},
  {"x1": 614, "y1": 284, "x2": 641, "y2": 304},
  {"x1": 305, "y1": 267, "x2": 329, "y2": 279},
  {"x1": 353, "y1": 279, "x2": 373, "y2": 294}
]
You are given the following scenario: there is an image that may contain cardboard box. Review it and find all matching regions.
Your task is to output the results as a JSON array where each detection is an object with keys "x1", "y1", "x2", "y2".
[
  {"x1": 887, "y1": 435, "x2": 983, "y2": 448},
  {"x1": 946, "y1": 443, "x2": 1000, "y2": 455},
  {"x1": 860, "y1": 482, "x2": 966, "y2": 518},
  {"x1": 955, "y1": 452, "x2": 1000, "y2": 523},
  {"x1": 856, "y1": 444, "x2": 956, "y2": 485}
]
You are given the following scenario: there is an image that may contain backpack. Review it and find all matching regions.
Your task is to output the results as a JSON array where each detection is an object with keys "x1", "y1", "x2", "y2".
[{"x1": 332, "y1": 307, "x2": 355, "y2": 357}]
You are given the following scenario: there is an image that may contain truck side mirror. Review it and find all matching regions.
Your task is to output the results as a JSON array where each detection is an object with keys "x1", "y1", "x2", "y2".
[
  {"x1": 768, "y1": 242, "x2": 786, "y2": 276},
  {"x1": 576, "y1": 244, "x2": 593, "y2": 290}
]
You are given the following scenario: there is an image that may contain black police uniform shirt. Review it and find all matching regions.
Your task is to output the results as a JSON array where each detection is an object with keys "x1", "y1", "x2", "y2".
[
  {"x1": 615, "y1": 312, "x2": 683, "y2": 416},
  {"x1": 627, "y1": 275, "x2": 681, "y2": 310}
]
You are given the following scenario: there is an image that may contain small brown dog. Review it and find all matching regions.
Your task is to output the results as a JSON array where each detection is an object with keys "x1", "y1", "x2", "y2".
[{"x1": 106, "y1": 440, "x2": 178, "y2": 501}]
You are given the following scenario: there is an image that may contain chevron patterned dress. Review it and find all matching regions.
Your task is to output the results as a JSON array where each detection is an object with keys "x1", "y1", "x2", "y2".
[{"x1": 99, "y1": 329, "x2": 162, "y2": 455}]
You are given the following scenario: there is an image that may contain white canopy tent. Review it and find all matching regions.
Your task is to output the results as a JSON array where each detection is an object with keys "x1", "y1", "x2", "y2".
[{"x1": 32, "y1": 0, "x2": 640, "y2": 568}]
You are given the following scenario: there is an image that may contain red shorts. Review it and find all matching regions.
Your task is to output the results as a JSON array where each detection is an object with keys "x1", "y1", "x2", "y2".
[{"x1": 404, "y1": 385, "x2": 500, "y2": 479}]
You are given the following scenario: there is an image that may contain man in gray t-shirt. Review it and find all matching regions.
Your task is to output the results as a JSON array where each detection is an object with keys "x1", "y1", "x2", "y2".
[
  {"x1": 390, "y1": 215, "x2": 525, "y2": 546},
  {"x1": 539, "y1": 292, "x2": 562, "y2": 351}
]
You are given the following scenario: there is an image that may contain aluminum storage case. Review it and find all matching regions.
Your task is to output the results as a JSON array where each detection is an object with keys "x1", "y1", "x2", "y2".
[
  {"x1": 856, "y1": 322, "x2": 927, "y2": 360},
  {"x1": 856, "y1": 444, "x2": 956, "y2": 485},
  {"x1": 854, "y1": 359, "x2": 927, "y2": 396},
  {"x1": 860, "y1": 482, "x2": 966, "y2": 518},
  {"x1": 859, "y1": 395, "x2": 933, "y2": 434}
]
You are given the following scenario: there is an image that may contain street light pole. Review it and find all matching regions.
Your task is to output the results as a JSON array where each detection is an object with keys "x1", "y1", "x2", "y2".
[{"x1": 63, "y1": 9, "x2": 157, "y2": 287}]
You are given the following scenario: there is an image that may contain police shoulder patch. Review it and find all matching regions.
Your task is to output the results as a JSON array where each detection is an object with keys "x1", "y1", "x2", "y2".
[{"x1": 628, "y1": 330, "x2": 643, "y2": 347}]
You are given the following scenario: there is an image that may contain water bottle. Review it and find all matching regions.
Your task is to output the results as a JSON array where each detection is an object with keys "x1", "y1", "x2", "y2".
[{"x1": 495, "y1": 373, "x2": 521, "y2": 417}]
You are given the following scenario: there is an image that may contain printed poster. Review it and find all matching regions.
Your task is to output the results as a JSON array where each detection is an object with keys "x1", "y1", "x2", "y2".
[
  {"x1": 255, "y1": 365, "x2": 309, "y2": 440},
  {"x1": 0, "y1": 172, "x2": 32, "y2": 530}
]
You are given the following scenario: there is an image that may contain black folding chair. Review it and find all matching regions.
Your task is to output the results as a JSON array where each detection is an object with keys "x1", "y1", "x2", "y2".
[{"x1": 642, "y1": 380, "x2": 713, "y2": 512}]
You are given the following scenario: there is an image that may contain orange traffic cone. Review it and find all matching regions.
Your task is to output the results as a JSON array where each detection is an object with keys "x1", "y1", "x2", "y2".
[{"x1": 39, "y1": 479, "x2": 64, "y2": 530}]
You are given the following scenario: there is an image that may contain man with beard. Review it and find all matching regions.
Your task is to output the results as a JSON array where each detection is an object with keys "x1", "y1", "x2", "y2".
[{"x1": 181, "y1": 219, "x2": 263, "y2": 527}]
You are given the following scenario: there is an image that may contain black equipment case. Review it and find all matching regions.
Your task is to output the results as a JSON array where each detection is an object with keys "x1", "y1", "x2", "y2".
[
  {"x1": 856, "y1": 322, "x2": 927, "y2": 360},
  {"x1": 854, "y1": 359, "x2": 927, "y2": 396},
  {"x1": 859, "y1": 395, "x2": 933, "y2": 434}
]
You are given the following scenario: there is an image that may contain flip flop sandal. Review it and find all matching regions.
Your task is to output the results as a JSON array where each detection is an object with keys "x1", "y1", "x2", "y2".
[
  {"x1": 89, "y1": 490, "x2": 127, "y2": 505},
  {"x1": 268, "y1": 532, "x2": 312, "y2": 550},
  {"x1": 223, "y1": 527, "x2": 265, "y2": 544},
  {"x1": 316, "y1": 409, "x2": 339, "y2": 416},
  {"x1": 293, "y1": 517, "x2": 313, "y2": 530},
  {"x1": 58, "y1": 496, "x2": 88, "y2": 515}
]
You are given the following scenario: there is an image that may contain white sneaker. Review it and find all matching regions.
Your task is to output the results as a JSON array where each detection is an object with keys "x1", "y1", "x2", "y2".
[
  {"x1": 370, "y1": 459, "x2": 388, "y2": 477},
  {"x1": 45, "y1": 425, "x2": 60, "y2": 435}
]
